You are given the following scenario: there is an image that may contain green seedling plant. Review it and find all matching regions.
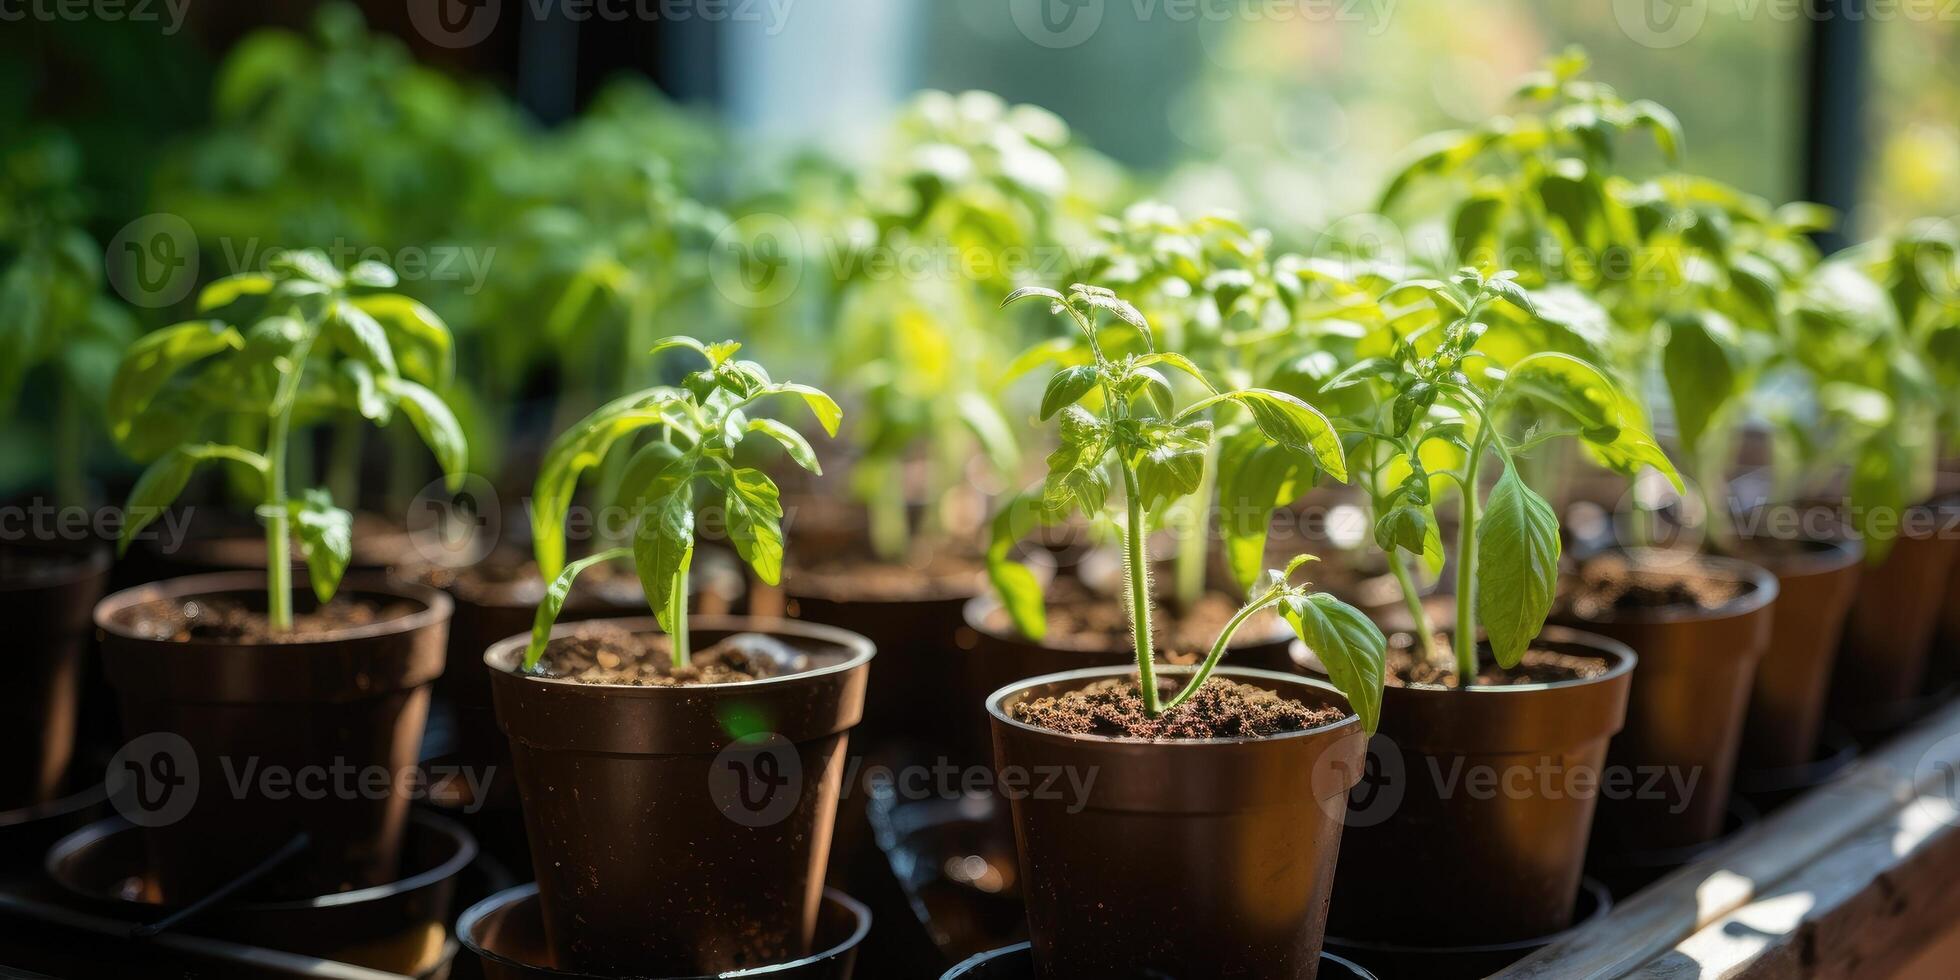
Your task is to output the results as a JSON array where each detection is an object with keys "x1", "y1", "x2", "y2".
[
  {"x1": 0, "y1": 135, "x2": 137, "y2": 509},
  {"x1": 992, "y1": 283, "x2": 1385, "y2": 729},
  {"x1": 1327, "y1": 268, "x2": 1678, "y2": 679},
  {"x1": 521, "y1": 337, "x2": 842, "y2": 671},
  {"x1": 108, "y1": 249, "x2": 466, "y2": 631}
]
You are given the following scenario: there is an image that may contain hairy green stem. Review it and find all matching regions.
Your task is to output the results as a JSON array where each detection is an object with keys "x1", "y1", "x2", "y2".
[
  {"x1": 265, "y1": 401, "x2": 295, "y2": 632},
  {"x1": 1159, "y1": 594, "x2": 1266, "y2": 713},
  {"x1": 1453, "y1": 430, "x2": 1491, "y2": 682},
  {"x1": 1387, "y1": 550, "x2": 1441, "y2": 667},
  {"x1": 1120, "y1": 463, "x2": 1162, "y2": 716},
  {"x1": 669, "y1": 548, "x2": 692, "y2": 669}
]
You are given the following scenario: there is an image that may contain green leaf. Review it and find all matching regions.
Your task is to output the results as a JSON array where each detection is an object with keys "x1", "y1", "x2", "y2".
[
  {"x1": 1375, "y1": 504, "x2": 1430, "y2": 556},
  {"x1": 1662, "y1": 311, "x2": 1740, "y2": 456},
  {"x1": 106, "y1": 321, "x2": 244, "y2": 451},
  {"x1": 986, "y1": 490, "x2": 1053, "y2": 640},
  {"x1": 956, "y1": 391, "x2": 1018, "y2": 475},
  {"x1": 747, "y1": 418, "x2": 821, "y2": 473},
  {"x1": 352, "y1": 294, "x2": 453, "y2": 384},
  {"x1": 634, "y1": 481, "x2": 696, "y2": 633},
  {"x1": 769, "y1": 382, "x2": 843, "y2": 437},
  {"x1": 531, "y1": 391, "x2": 675, "y2": 578},
  {"x1": 119, "y1": 444, "x2": 269, "y2": 555},
  {"x1": 330, "y1": 302, "x2": 399, "y2": 380},
  {"x1": 381, "y1": 377, "x2": 468, "y2": 493},
  {"x1": 1001, "y1": 285, "x2": 1067, "y2": 308},
  {"x1": 1134, "y1": 352, "x2": 1218, "y2": 392},
  {"x1": 522, "y1": 548, "x2": 633, "y2": 671},
  {"x1": 1483, "y1": 276, "x2": 1537, "y2": 317},
  {"x1": 1040, "y1": 364, "x2": 1102, "y2": 420},
  {"x1": 288, "y1": 489, "x2": 352, "y2": 603},
  {"x1": 1180, "y1": 388, "x2": 1347, "y2": 482},
  {"x1": 1502, "y1": 352, "x2": 1682, "y2": 491},
  {"x1": 340, "y1": 360, "x2": 391, "y2": 423},
  {"x1": 1476, "y1": 467, "x2": 1562, "y2": 668},
  {"x1": 1452, "y1": 193, "x2": 1505, "y2": 264},
  {"x1": 717, "y1": 468, "x2": 786, "y2": 585},
  {"x1": 197, "y1": 274, "x2": 275, "y2": 312},
  {"x1": 1280, "y1": 592, "x2": 1386, "y2": 733},
  {"x1": 1321, "y1": 356, "x2": 1399, "y2": 393},
  {"x1": 1627, "y1": 100, "x2": 1684, "y2": 162},
  {"x1": 1043, "y1": 406, "x2": 1110, "y2": 514},
  {"x1": 346, "y1": 261, "x2": 399, "y2": 289},
  {"x1": 1216, "y1": 426, "x2": 1310, "y2": 591},
  {"x1": 613, "y1": 440, "x2": 695, "y2": 516},
  {"x1": 1077, "y1": 292, "x2": 1154, "y2": 349},
  {"x1": 1386, "y1": 279, "x2": 1468, "y2": 317},
  {"x1": 1131, "y1": 420, "x2": 1212, "y2": 511}
]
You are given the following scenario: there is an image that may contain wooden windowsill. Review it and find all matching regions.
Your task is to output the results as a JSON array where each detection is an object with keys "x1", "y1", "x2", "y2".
[{"x1": 1497, "y1": 700, "x2": 1960, "y2": 979}]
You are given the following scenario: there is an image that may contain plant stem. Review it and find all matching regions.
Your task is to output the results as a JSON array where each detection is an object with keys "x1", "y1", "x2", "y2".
[
  {"x1": 669, "y1": 548, "x2": 692, "y2": 670},
  {"x1": 265, "y1": 399, "x2": 295, "y2": 633},
  {"x1": 1453, "y1": 430, "x2": 1490, "y2": 682},
  {"x1": 1160, "y1": 594, "x2": 1266, "y2": 712},
  {"x1": 1120, "y1": 463, "x2": 1162, "y2": 716},
  {"x1": 53, "y1": 378, "x2": 85, "y2": 510},
  {"x1": 1387, "y1": 550, "x2": 1441, "y2": 666}
]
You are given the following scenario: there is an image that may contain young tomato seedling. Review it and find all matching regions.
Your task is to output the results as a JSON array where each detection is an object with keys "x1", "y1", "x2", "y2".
[
  {"x1": 1328, "y1": 268, "x2": 1678, "y2": 678},
  {"x1": 110, "y1": 249, "x2": 467, "y2": 630},
  {"x1": 994, "y1": 283, "x2": 1386, "y2": 728},
  {"x1": 523, "y1": 337, "x2": 842, "y2": 671}
]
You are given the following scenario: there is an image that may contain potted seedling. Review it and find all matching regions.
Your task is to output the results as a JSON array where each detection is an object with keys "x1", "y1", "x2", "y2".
[
  {"x1": 94, "y1": 249, "x2": 464, "y2": 902},
  {"x1": 1310, "y1": 268, "x2": 1665, "y2": 954},
  {"x1": 0, "y1": 134, "x2": 129, "y2": 811},
  {"x1": 984, "y1": 283, "x2": 1382, "y2": 979},
  {"x1": 481, "y1": 337, "x2": 875, "y2": 976}
]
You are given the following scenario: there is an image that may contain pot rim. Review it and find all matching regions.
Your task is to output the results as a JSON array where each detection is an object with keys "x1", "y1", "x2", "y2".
[
  {"x1": 985, "y1": 663, "x2": 1361, "y2": 747},
  {"x1": 456, "y1": 883, "x2": 873, "y2": 978},
  {"x1": 960, "y1": 591, "x2": 1293, "y2": 654},
  {"x1": 0, "y1": 542, "x2": 111, "y2": 595},
  {"x1": 1717, "y1": 533, "x2": 1864, "y2": 579},
  {"x1": 483, "y1": 613, "x2": 875, "y2": 694},
  {"x1": 1563, "y1": 547, "x2": 1779, "y2": 626},
  {"x1": 93, "y1": 570, "x2": 454, "y2": 645},
  {"x1": 1298, "y1": 624, "x2": 1638, "y2": 696},
  {"x1": 943, "y1": 942, "x2": 1379, "y2": 979}
]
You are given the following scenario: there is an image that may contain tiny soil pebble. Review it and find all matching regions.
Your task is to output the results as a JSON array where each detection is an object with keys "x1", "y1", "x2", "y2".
[
  {"x1": 985, "y1": 578, "x2": 1283, "y2": 658},
  {"x1": 1011, "y1": 676, "x2": 1343, "y2": 739},
  {"x1": 120, "y1": 597, "x2": 414, "y2": 643},
  {"x1": 533, "y1": 624, "x2": 810, "y2": 686},
  {"x1": 1386, "y1": 635, "x2": 1608, "y2": 689},
  {"x1": 1558, "y1": 553, "x2": 1746, "y2": 620}
]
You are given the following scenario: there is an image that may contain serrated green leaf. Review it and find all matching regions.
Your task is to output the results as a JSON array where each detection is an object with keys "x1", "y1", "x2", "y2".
[
  {"x1": 634, "y1": 482, "x2": 696, "y2": 633},
  {"x1": 1281, "y1": 592, "x2": 1386, "y2": 733},
  {"x1": 1181, "y1": 388, "x2": 1347, "y2": 482},
  {"x1": 717, "y1": 467, "x2": 785, "y2": 585},
  {"x1": 289, "y1": 488, "x2": 352, "y2": 602},
  {"x1": 1040, "y1": 364, "x2": 1101, "y2": 420}
]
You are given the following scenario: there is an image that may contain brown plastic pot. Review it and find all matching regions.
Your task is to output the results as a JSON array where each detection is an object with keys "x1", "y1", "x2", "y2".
[
  {"x1": 987, "y1": 664, "x2": 1366, "y2": 980},
  {"x1": 485, "y1": 615, "x2": 874, "y2": 977},
  {"x1": 1316, "y1": 629, "x2": 1636, "y2": 947},
  {"x1": 1829, "y1": 498, "x2": 1960, "y2": 731},
  {"x1": 95, "y1": 571, "x2": 451, "y2": 902},
  {"x1": 1730, "y1": 537, "x2": 1863, "y2": 771},
  {"x1": 944, "y1": 942, "x2": 1380, "y2": 979},
  {"x1": 0, "y1": 543, "x2": 110, "y2": 810},
  {"x1": 959, "y1": 594, "x2": 1296, "y2": 770},
  {"x1": 460, "y1": 883, "x2": 870, "y2": 980},
  {"x1": 1550, "y1": 550, "x2": 1778, "y2": 853}
]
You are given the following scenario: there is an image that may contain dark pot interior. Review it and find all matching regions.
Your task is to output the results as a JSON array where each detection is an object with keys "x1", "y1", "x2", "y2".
[
  {"x1": 486, "y1": 614, "x2": 873, "y2": 977},
  {"x1": 988, "y1": 664, "x2": 1365, "y2": 980},
  {"x1": 46, "y1": 810, "x2": 475, "y2": 976},
  {"x1": 94, "y1": 571, "x2": 451, "y2": 902},
  {"x1": 1318, "y1": 628, "x2": 1635, "y2": 947},
  {"x1": 0, "y1": 543, "x2": 110, "y2": 811},
  {"x1": 459, "y1": 883, "x2": 870, "y2": 979},
  {"x1": 1550, "y1": 550, "x2": 1777, "y2": 852}
]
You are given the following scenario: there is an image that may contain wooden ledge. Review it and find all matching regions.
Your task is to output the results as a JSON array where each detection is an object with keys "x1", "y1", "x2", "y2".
[{"x1": 1497, "y1": 701, "x2": 1960, "y2": 979}]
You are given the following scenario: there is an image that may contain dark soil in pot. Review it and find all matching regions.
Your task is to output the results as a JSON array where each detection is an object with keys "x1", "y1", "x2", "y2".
[
  {"x1": 1550, "y1": 549, "x2": 1777, "y2": 853},
  {"x1": 1825, "y1": 496, "x2": 1960, "y2": 731},
  {"x1": 484, "y1": 615, "x2": 873, "y2": 977},
  {"x1": 0, "y1": 542, "x2": 110, "y2": 811},
  {"x1": 94, "y1": 571, "x2": 451, "y2": 903},
  {"x1": 1308, "y1": 629, "x2": 1634, "y2": 947},
  {"x1": 960, "y1": 581, "x2": 1297, "y2": 770},
  {"x1": 988, "y1": 664, "x2": 1365, "y2": 980},
  {"x1": 1723, "y1": 536, "x2": 1863, "y2": 771},
  {"x1": 460, "y1": 882, "x2": 871, "y2": 980}
]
